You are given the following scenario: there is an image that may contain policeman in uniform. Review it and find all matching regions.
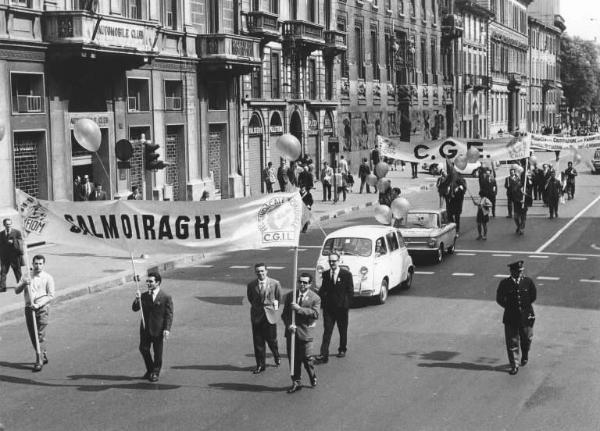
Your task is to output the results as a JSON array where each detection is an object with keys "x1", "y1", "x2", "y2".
[{"x1": 496, "y1": 260, "x2": 536, "y2": 375}]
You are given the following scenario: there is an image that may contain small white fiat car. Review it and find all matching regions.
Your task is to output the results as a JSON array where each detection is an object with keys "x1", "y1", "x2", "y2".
[{"x1": 315, "y1": 225, "x2": 415, "y2": 305}]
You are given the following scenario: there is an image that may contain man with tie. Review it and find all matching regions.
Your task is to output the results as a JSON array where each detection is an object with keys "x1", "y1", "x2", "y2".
[
  {"x1": 316, "y1": 252, "x2": 354, "y2": 363},
  {"x1": 90, "y1": 184, "x2": 108, "y2": 201},
  {"x1": 282, "y1": 273, "x2": 321, "y2": 393},
  {"x1": 0, "y1": 218, "x2": 24, "y2": 293},
  {"x1": 132, "y1": 272, "x2": 173, "y2": 382},
  {"x1": 247, "y1": 263, "x2": 282, "y2": 374},
  {"x1": 77, "y1": 174, "x2": 95, "y2": 201}
]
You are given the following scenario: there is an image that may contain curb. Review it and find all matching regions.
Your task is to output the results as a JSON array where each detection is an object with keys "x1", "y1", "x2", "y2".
[{"x1": 317, "y1": 201, "x2": 374, "y2": 221}]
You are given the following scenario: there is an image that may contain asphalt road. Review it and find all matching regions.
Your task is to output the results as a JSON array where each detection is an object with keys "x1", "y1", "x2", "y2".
[{"x1": 1, "y1": 163, "x2": 599, "y2": 431}]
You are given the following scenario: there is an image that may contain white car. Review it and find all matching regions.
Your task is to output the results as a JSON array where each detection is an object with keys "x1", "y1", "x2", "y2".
[{"x1": 315, "y1": 225, "x2": 415, "y2": 305}]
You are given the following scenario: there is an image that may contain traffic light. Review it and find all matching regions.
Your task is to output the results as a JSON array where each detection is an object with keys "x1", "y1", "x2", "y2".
[{"x1": 144, "y1": 142, "x2": 166, "y2": 170}]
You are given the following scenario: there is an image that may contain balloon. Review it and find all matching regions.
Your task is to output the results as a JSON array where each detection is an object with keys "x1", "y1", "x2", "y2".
[
  {"x1": 376, "y1": 178, "x2": 390, "y2": 192},
  {"x1": 573, "y1": 153, "x2": 582, "y2": 165},
  {"x1": 391, "y1": 197, "x2": 410, "y2": 219},
  {"x1": 374, "y1": 204, "x2": 392, "y2": 225},
  {"x1": 528, "y1": 155, "x2": 538, "y2": 166},
  {"x1": 366, "y1": 173, "x2": 378, "y2": 187},
  {"x1": 375, "y1": 161, "x2": 389, "y2": 178},
  {"x1": 73, "y1": 118, "x2": 102, "y2": 152},
  {"x1": 466, "y1": 147, "x2": 480, "y2": 163},
  {"x1": 275, "y1": 133, "x2": 301, "y2": 161},
  {"x1": 454, "y1": 155, "x2": 468, "y2": 170}
]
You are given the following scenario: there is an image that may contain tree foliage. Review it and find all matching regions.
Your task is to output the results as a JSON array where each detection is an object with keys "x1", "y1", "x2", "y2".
[{"x1": 560, "y1": 35, "x2": 600, "y2": 109}]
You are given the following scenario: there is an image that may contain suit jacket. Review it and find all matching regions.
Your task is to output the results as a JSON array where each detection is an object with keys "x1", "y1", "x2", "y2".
[
  {"x1": 77, "y1": 182, "x2": 95, "y2": 201},
  {"x1": 282, "y1": 289, "x2": 320, "y2": 341},
  {"x1": 132, "y1": 290, "x2": 174, "y2": 337},
  {"x1": 496, "y1": 276, "x2": 536, "y2": 327},
  {"x1": 90, "y1": 190, "x2": 107, "y2": 201},
  {"x1": 319, "y1": 268, "x2": 354, "y2": 310},
  {"x1": 247, "y1": 277, "x2": 282, "y2": 324},
  {"x1": 0, "y1": 228, "x2": 24, "y2": 260}
]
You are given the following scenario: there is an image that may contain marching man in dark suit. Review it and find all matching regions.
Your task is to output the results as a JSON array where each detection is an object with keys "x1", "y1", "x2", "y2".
[
  {"x1": 496, "y1": 260, "x2": 537, "y2": 375},
  {"x1": 316, "y1": 252, "x2": 354, "y2": 363},
  {"x1": 132, "y1": 271, "x2": 173, "y2": 382},
  {"x1": 282, "y1": 273, "x2": 321, "y2": 393},
  {"x1": 247, "y1": 263, "x2": 282, "y2": 374},
  {"x1": 0, "y1": 218, "x2": 24, "y2": 293}
]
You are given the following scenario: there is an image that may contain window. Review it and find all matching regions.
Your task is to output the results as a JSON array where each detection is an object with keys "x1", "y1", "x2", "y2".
[
  {"x1": 11, "y1": 73, "x2": 45, "y2": 114},
  {"x1": 375, "y1": 237, "x2": 387, "y2": 255},
  {"x1": 270, "y1": 53, "x2": 280, "y2": 99},
  {"x1": 208, "y1": 81, "x2": 227, "y2": 110},
  {"x1": 385, "y1": 32, "x2": 393, "y2": 81},
  {"x1": 251, "y1": 68, "x2": 262, "y2": 99},
  {"x1": 421, "y1": 0, "x2": 427, "y2": 20},
  {"x1": 410, "y1": 0, "x2": 416, "y2": 17},
  {"x1": 325, "y1": 60, "x2": 334, "y2": 100},
  {"x1": 71, "y1": 0, "x2": 97, "y2": 11},
  {"x1": 122, "y1": 0, "x2": 142, "y2": 19},
  {"x1": 307, "y1": 0, "x2": 316, "y2": 22},
  {"x1": 127, "y1": 78, "x2": 150, "y2": 112},
  {"x1": 421, "y1": 37, "x2": 428, "y2": 84},
  {"x1": 355, "y1": 24, "x2": 365, "y2": 79},
  {"x1": 431, "y1": 40, "x2": 437, "y2": 84},
  {"x1": 292, "y1": 59, "x2": 302, "y2": 98},
  {"x1": 164, "y1": 80, "x2": 183, "y2": 111},
  {"x1": 338, "y1": 16, "x2": 349, "y2": 78},
  {"x1": 386, "y1": 232, "x2": 399, "y2": 251},
  {"x1": 12, "y1": 0, "x2": 31, "y2": 7},
  {"x1": 270, "y1": 0, "x2": 279, "y2": 14},
  {"x1": 290, "y1": 0, "x2": 297, "y2": 20},
  {"x1": 164, "y1": 0, "x2": 177, "y2": 29},
  {"x1": 208, "y1": 0, "x2": 220, "y2": 33},
  {"x1": 371, "y1": 25, "x2": 380, "y2": 81},
  {"x1": 308, "y1": 59, "x2": 317, "y2": 99},
  {"x1": 322, "y1": 237, "x2": 373, "y2": 257}
]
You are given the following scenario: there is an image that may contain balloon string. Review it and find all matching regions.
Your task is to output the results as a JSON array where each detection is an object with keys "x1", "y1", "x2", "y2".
[{"x1": 94, "y1": 153, "x2": 111, "y2": 187}]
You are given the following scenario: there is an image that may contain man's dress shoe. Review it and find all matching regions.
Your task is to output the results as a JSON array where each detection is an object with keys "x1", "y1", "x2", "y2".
[
  {"x1": 252, "y1": 366, "x2": 265, "y2": 374},
  {"x1": 287, "y1": 382, "x2": 302, "y2": 393},
  {"x1": 509, "y1": 367, "x2": 519, "y2": 375},
  {"x1": 150, "y1": 373, "x2": 159, "y2": 382}
]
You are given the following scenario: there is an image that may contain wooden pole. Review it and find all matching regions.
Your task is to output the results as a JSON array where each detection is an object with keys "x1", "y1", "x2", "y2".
[
  {"x1": 22, "y1": 235, "x2": 41, "y2": 359},
  {"x1": 289, "y1": 246, "x2": 299, "y2": 377},
  {"x1": 129, "y1": 253, "x2": 146, "y2": 330}
]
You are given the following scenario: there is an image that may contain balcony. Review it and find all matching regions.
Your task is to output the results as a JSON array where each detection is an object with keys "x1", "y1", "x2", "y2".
[
  {"x1": 43, "y1": 11, "x2": 160, "y2": 59},
  {"x1": 441, "y1": 14, "x2": 463, "y2": 40},
  {"x1": 282, "y1": 20, "x2": 325, "y2": 53},
  {"x1": 165, "y1": 96, "x2": 182, "y2": 110},
  {"x1": 473, "y1": 75, "x2": 490, "y2": 91},
  {"x1": 554, "y1": 14, "x2": 566, "y2": 32},
  {"x1": 464, "y1": 73, "x2": 473, "y2": 90},
  {"x1": 197, "y1": 34, "x2": 261, "y2": 75},
  {"x1": 508, "y1": 72, "x2": 523, "y2": 89},
  {"x1": 323, "y1": 29, "x2": 347, "y2": 56},
  {"x1": 542, "y1": 79, "x2": 556, "y2": 91},
  {"x1": 246, "y1": 11, "x2": 281, "y2": 42},
  {"x1": 16, "y1": 94, "x2": 43, "y2": 113}
]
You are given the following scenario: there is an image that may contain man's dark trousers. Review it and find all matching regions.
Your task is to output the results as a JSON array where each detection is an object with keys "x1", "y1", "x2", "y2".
[{"x1": 320, "y1": 307, "x2": 348, "y2": 356}]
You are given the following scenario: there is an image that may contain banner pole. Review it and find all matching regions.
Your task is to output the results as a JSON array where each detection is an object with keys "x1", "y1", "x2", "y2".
[
  {"x1": 290, "y1": 245, "x2": 299, "y2": 377},
  {"x1": 22, "y1": 234, "x2": 41, "y2": 359},
  {"x1": 129, "y1": 253, "x2": 146, "y2": 330}
]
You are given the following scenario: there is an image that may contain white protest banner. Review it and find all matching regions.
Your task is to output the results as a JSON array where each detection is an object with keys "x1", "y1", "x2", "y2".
[
  {"x1": 16, "y1": 190, "x2": 303, "y2": 255},
  {"x1": 530, "y1": 133, "x2": 600, "y2": 150},
  {"x1": 378, "y1": 134, "x2": 531, "y2": 163}
]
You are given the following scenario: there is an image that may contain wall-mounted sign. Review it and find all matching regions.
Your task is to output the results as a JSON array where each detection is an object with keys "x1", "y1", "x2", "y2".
[
  {"x1": 270, "y1": 112, "x2": 283, "y2": 135},
  {"x1": 248, "y1": 113, "x2": 263, "y2": 135},
  {"x1": 308, "y1": 112, "x2": 319, "y2": 135},
  {"x1": 323, "y1": 112, "x2": 333, "y2": 135}
]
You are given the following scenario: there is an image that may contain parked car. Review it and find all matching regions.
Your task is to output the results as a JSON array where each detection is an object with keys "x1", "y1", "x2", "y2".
[
  {"x1": 592, "y1": 149, "x2": 600, "y2": 174},
  {"x1": 315, "y1": 225, "x2": 415, "y2": 305},
  {"x1": 396, "y1": 209, "x2": 457, "y2": 263},
  {"x1": 423, "y1": 161, "x2": 481, "y2": 177}
]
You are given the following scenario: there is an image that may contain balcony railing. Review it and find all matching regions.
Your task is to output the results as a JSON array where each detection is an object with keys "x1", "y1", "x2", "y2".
[
  {"x1": 324, "y1": 29, "x2": 347, "y2": 56},
  {"x1": 246, "y1": 11, "x2": 281, "y2": 41},
  {"x1": 16, "y1": 94, "x2": 42, "y2": 113},
  {"x1": 464, "y1": 73, "x2": 473, "y2": 90},
  {"x1": 165, "y1": 96, "x2": 182, "y2": 110},
  {"x1": 127, "y1": 97, "x2": 137, "y2": 111},
  {"x1": 473, "y1": 75, "x2": 489, "y2": 90},
  {"x1": 282, "y1": 20, "x2": 325, "y2": 51},
  {"x1": 441, "y1": 14, "x2": 463, "y2": 39},
  {"x1": 508, "y1": 72, "x2": 523, "y2": 86},
  {"x1": 197, "y1": 34, "x2": 261, "y2": 74}
]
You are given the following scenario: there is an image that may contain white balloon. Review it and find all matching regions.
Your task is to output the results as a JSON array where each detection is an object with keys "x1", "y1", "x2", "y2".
[
  {"x1": 374, "y1": 204, "x2": 392, "y2": 225},
  {"x1": 454, "y1": 155, "x2": 468, "y2": 170},
  {"x1": 366, "y1": 173, "x2": 378, "y2": 187},
  {"x1": 275, "y1": 134, "x2": 302, "y2": 161},
  {"x1": 74, "y1": 119, "x2": 102, "y2": 152},
  {"x1": 391, "y1": 197, "x2": 410, "y2": 219},
  {"x1": 528, "y1": 155, "x2": 538, "y2": 166},
  {"x1": 377, "y1": 178, "x2": 390, "y2": 192},
  {"x1": 375, "y1": 161, "x2": 389, "y2": 178},
  {"x1": 466, "y1": 147, "x2": 480, "y2": 163}
]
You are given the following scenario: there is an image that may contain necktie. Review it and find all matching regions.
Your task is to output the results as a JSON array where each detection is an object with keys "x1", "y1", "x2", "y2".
[{"x1": 298, "y1": 294, "x2": 304, "y2": 306}]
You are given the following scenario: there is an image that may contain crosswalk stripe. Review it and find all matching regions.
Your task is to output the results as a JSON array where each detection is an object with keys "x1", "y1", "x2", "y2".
[
  {"x1": 580, "y1": 279, "x2": 600, "y2": 283},
  {"x1": 452, "y1": 272, "x2": 474, "y2": 276},
  {"x1": 414, "y1": 271, "x2": 435, "y2": 275},
  {"x1": 528, "y1": 255, "x2": 549, "y2": 259},
  {"x1": 537, "y1": 276, "x2": 559, "y2": 281},
  {"x1": 494, "y1": 274, "x2": 509, "y2": 278},
  {"x1": 195, "y1": 265, "x2": 214, "y2": 268},
  {"x1": 493, "y1": 254, "x2": 512, "y2": 257},
  {"x1": 267, "y1": 266, "x2": 285, "y2": 270},
  {"x1": 568, "y1": 257, "x2": 588, "y2": 261},
  {"x1": 456, "y1": 253, "x2": 476, "y2": 256}
]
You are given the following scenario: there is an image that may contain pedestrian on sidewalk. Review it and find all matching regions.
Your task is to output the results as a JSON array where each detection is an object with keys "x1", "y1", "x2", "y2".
[
  {"x1": 15, "y1": 254, "x2": 55, "y2": 372},
  {"x1": 474, "y1": 194, "x2": 493, "y2": 240},
  {"x1": 370, "y1": 144, "x2": 380, "y2": 172},
  {"x1": 277, "y1": 159, "x2": 289, "y2": 192},
  {"x1": 247, "y1": 263, "x2": 282, "y2": 374},
  {"x1": 545, "y1": 170, "x2": 562, "y2": 219},
  {"x1": 316, "y1": 252, "x2": 353, "y2": 364},
  {"x1": 358, "y1": 158, "x2": 371, "y2": 194},
  {"x1": 410, "y1": 161, "x2": 419, "y2": 179},
  {"x1": 263, "y1": 162, "x2": 276, "y2": 193},
  {"x1": 300, "y1": 185, "x2": 313, "y2": 233},
  {"x1": 132, "y1": 271, "x2": 173, "y2": 382},
  {"x1": 321, "y1": 161, "x2": 333, "y2": 201},
  {"x1": 298, "y1": 165, "x2": 314, "y2": 191},
  {"x1": 0, "y1": 218, "x2": 24, "y2": 293},
  {"x1": 496, "y1": 260, "x2": 536, "y2": 375},
  {"x1": 282, "y1": 273, "x2": 321, "y2": 393},
  {"x1": 333, "y1": 167, "x2": 347, "y2": 203}
]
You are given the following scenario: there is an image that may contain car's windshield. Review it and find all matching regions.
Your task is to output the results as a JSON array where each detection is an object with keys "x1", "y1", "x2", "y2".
[
  {"x1": 400, "y1": 213, "x2": 438, "y2": 228},
  {"x1": 322, "y1": 237, "x2": 372, "y2": 257}
]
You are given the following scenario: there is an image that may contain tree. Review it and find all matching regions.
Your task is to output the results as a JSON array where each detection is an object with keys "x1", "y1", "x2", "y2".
[{"x1": 560, "y1": 35, "x2": 600, "y2": 110}]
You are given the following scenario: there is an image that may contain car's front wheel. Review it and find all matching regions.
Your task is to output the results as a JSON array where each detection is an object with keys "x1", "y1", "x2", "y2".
[
  {"x1": 376, "y1": 278, "x2": 388, "y2": 305},
  {"x1": 435, "y1": 244, "x2": 444, "y2": 263},
  {"x1": 447, "y1": 236, "x2": 456, "y2": 254},
  {"x1": 401, "y1": 268, "x2": 414, "y2": 289}
]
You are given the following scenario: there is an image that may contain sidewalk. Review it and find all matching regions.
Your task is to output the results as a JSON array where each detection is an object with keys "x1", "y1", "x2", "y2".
[{"x1": 0, "y1": 150, "x2": 564, "y2": 323}]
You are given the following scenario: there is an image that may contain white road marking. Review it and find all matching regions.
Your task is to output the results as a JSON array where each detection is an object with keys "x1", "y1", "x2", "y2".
[
  {"x1": 452, "y1": 272, "x2": 474, "y2": 276},
  {"x1": 414, "y1": 271, "x2": 435, "y2": 275},
  {"x1": 581, "y1": 279, "x2": 600, "y2": 284},
  {"x1": 494, "y1": 274, "x2": 509, "y2": 278},
  {"x1": 195, "y1": 265, "x2": 214, "y2": 268},
  {"x1": 457, "y1": 249, "x2": 600, "y2": 258},
  {"x1": 493, "y1": 254, "x2": 512, "y2": 257},
  {"x1": 298, "y1": 245, "x2": 322, "y2": 249},
  {"x1": 536, "y1": 276, "x2": 560, "y2": 281},
  {"x1": 568, "y1": 257, "x2": 588, "y2": 261},
  {"x1": 536, "y1": 194, "x2": 600, "y2": 253},
  {"x1": 267, "y1": 266, "x2": 285, "y2": 270},
  {"x1": 456, "y1": 253, "x2": 476, "y2": 256},
  {"x1": 528, "y1": 255, "x2": 549, "y2": 259},
  {"x1": 229, "y1": 265, "x2": 250, "y2": 269}
]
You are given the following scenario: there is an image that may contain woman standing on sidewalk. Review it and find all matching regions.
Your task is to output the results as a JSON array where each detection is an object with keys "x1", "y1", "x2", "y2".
[{"x1": 321, "y1": 162, "x2": 333, "y2": 202}]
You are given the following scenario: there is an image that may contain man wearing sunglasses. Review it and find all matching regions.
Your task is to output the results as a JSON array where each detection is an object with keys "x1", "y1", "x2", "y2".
[
  {"x1": 316, "y1": 252, "x2": 354, "y2": 363},
  {"x1": 282, "y1": 273, "x2": 321, "y2": 393},
  {"x1": 132, "y1": 271, "x2": 173, "y2": 382}
]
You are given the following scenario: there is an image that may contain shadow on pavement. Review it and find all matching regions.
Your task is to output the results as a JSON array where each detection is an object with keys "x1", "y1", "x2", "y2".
[
  {"x1": 50, "y1": 252, "x2": 130, "y2": 260},
  {"x1": 171, "y1": 364, "x2": 254, "y2": 372},
  {"x1": 195, "y1": 296, "x2": 245, "y2": 306},
  {"x1": 0, "y1": 373, "x2": 181, "y2": 391},
  {"x1": 0, "y1": 361, "x2": 37, "y2": 371},
  {"x1": 208, "y1": 382, "x2": 287, "y2": 392},
  {"x1": 418, "y1": 362, "x2": 508, "y2": 373}
]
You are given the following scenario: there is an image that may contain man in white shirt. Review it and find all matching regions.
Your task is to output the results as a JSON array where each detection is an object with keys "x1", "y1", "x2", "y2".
[{"x1": 15, "y1": 254, "x2": 55, "y2": 372}]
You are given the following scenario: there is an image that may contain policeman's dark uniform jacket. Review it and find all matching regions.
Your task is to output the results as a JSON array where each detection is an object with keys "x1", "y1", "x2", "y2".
[
  {"x1": 318, "y1": 262, "x2": 354, "y2": 360},
  {"x1": 496, "y1": 261, "x2": 536, "y2": 374}
]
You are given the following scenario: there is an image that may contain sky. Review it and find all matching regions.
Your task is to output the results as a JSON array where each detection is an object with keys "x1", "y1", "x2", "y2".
[{"x1": 561, "y1": 1, "x2": 600, "y2": 40}]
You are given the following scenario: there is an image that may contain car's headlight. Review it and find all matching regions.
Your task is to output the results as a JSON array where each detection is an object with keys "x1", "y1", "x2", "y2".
[
  {"x1": 427, "y1": 238, "x2": 437, "y2": 247},
  {"x1": 360, "y1": 266, "x2": 368, "y2": 276}
]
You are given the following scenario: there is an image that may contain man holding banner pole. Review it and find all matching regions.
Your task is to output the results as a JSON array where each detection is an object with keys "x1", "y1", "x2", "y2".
[
  {"x1": 282, "y1": 273, "x2": 320, "y2": 393},
  {"x1": 15, "y1": 254, "x2": 55, "y2": 372}
]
